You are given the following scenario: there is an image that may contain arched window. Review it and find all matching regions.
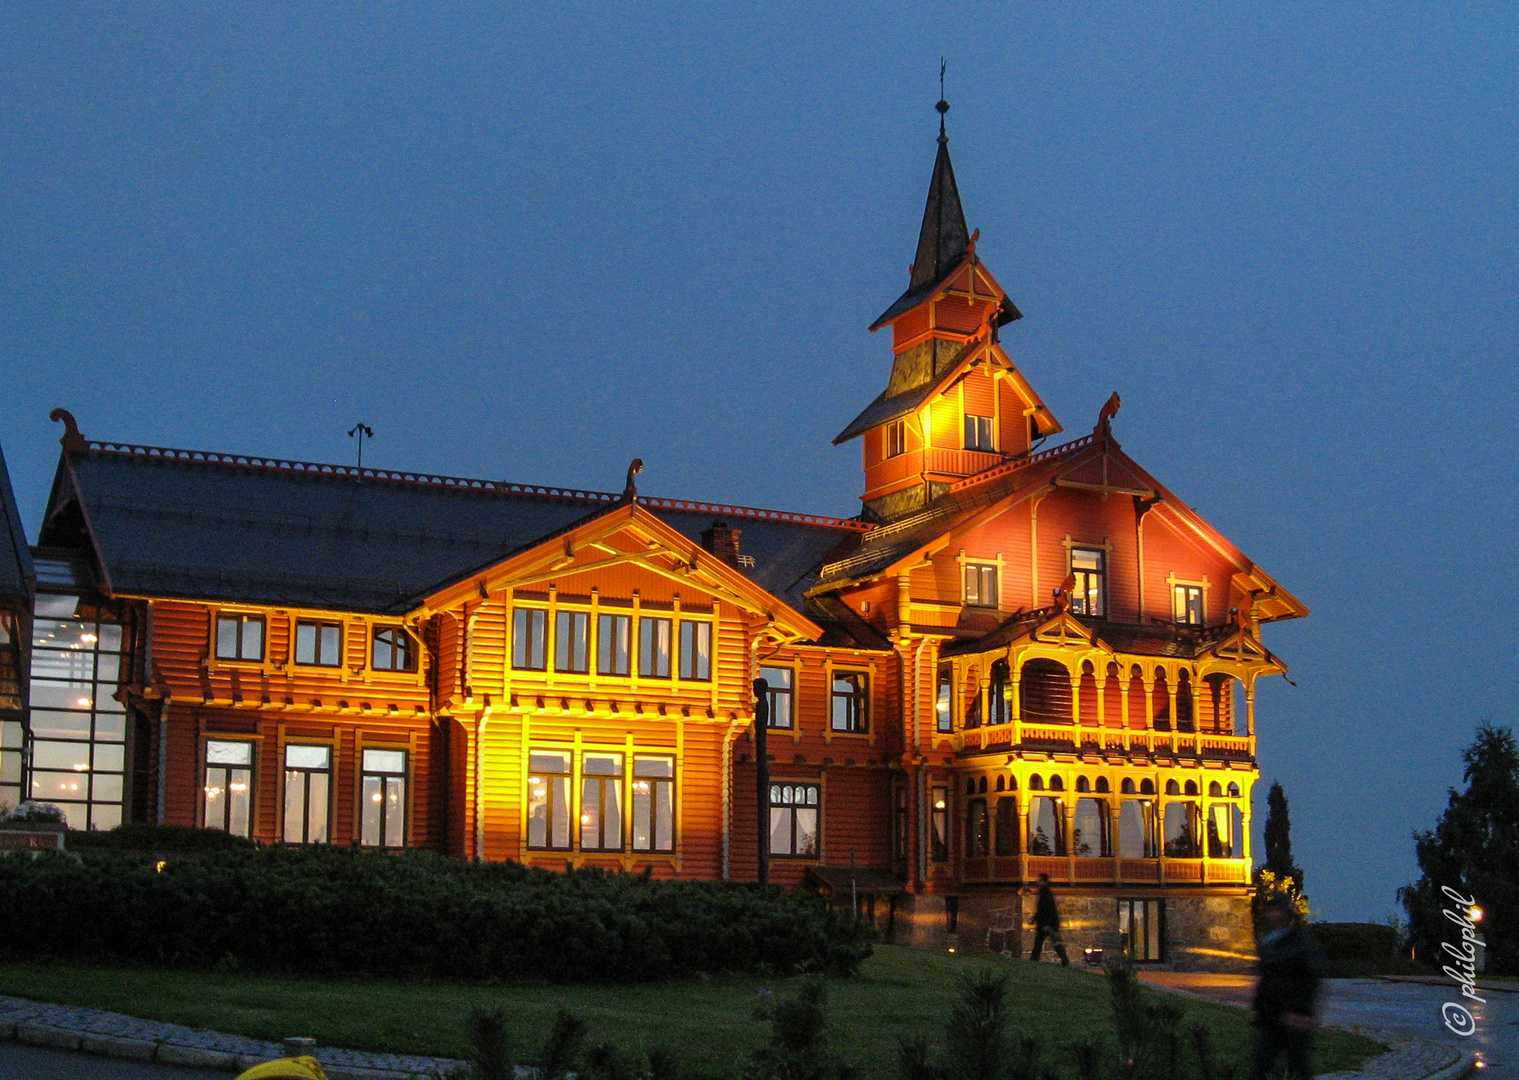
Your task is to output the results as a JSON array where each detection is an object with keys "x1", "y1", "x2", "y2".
[
  {"x1": 1184, "y1": 779, "x2": 1198, "y2": 796},
  {"x1": 1140, "y1": 778, "x2": 1155, "y2": 795},
  {"x1": 1074, "y1": 797, "x2": 1110, "y2": 857},
  {"x1": 1121, "y1": 777, "x2": 1136, "y2": 794},
  {"x1": 995, "y1": 774, "x2": 1005, "y2": 792},
  {"x1": 1029, "y1": 774, "x2": 1044, "y2": 791},
  {"x1": 1020, "y1": 659, "x2": 1072, "y2": 724},
  {"x1": 967, "y1": 779, "x2": 977, "y2": 796},
  {"x1": 988, "y1": 660, "x2": 1011, "y2": 724},
  {"x1": 1096, "y1": 777, "x2": 1110, "y2": 794},
  {"x1": 1006, "y1": 774, "x2": 1018, "y2": 790},
  {"x1": 1076, "y1": 776, "x2": 1091, "y2": 793},
  {"x1": 936, "y1": 669, "x2": 954, "y2": 733},
  {"x1": 978, "y1": 776, "x2": 988, "y2": 794},
  {"x1": 1227, "y1": 781, "x2": 1240, "y2": 798},
  {"x1": 1208, "y1": 780, "x2": 1222, "y2": 797},
  {"x1": 1165, "y1": 779, "x2": 1180, "y2": 796},
  {"x1": 1049, "y1": 775, "x2": 1064, "y2": 792}
]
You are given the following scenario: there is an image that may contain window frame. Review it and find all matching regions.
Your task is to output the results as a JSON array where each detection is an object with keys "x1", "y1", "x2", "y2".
[
  {"x1": 555, "y1": 610, "x2": 590, "y2": 674},
  {"x1": 597, "y1": 613, "x2": 631, "y2": 676},
  {"x1": 1172, "y1": 583, "x2": 1205, "y2": 626},
  {"x1": 579, "y1": 751, "x2": 624, "y2": 852},
  {"x1": 677, "y1": 619, "x2": 712, "y2": 681},
  {"x1": 526, "y1": 750, "x2": 573, "y2": 851},
  {"x1": 282, "y1": 743, "x2": 333, "y2": 844},
  {"x1": 293, "y1": 620, "x2": 344, "y2": 668},
  {"x1": 963, "y1": 563, "x2": 999, "y2": 608},
  {"x1": 215, "y1": 613, "x2": 266, "y2": 663},
  {"x1": 965, "y1": 796, "x2": 989, "y2": 858},
  {"x1": 1069, "y1": 547, "x2": 1107, "y2": 618},
  {"x1": 963, "y1": 413, "x2": 995, "y2": 452},
  {"x1": 202, "y1": 739, "x2": 255, "y2": 837},
  {"x1": 935, "y1": 669, "x2": 953, "y2": 733},
  {"x1": 1119, "y1": 898, "x2": 1165, "y2": 962},
  {"x1": 886, "y1": 419, "x2": 907, "y2": 458},
  {"x1": 631, "y1": 755, "x2": 676, "y2": 853},
  {"x1": 370, "y1": 626, "x2": 417, "y2": 673},
  {"x1": 769, "y1": 781, "x2": 821, "y2": 858},
  {"x1": 638, "y1": 616, "x2": 672, "y2": 679},
  {"x1": 512, "y1": 608, "x2": 548, "y2": 671},
  {"x1": 830, "y1": 670, "x2": 869, "y2": 734},
  {"x1": 930, "y1": 784, "x2": 949, "y2": 862},
  {"x1": 760, "y1": 665, "x2": 794, "y2": 729},
  {"x1": 360, "y1": 746, "x2": 408, "y2": 849}
]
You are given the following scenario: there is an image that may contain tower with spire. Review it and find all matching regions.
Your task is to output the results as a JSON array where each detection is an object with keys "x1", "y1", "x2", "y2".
[{"x1": 836, "y1": 100, "x2": 1062, "y2": 522}]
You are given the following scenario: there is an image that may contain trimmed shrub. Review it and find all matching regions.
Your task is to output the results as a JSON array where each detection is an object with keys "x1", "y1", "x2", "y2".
[
  {"x1": 0, "y1": 846, "x2": 872, "y2": 983},
  {"x1": 64, "y1": 824, "x2": 257, "y2": 853}
]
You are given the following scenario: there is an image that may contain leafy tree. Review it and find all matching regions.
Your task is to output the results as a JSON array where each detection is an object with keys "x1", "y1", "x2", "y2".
[
  {"x1": 1399, "y1": 722, "x2": 1519, "y2": 974},
  {"x1": 1253, "y1": 781, "x2": 1308, "y2": 924}
]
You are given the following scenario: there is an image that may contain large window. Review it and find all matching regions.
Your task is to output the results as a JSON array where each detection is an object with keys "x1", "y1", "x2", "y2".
[
  {"x1": 1073, "y1": 797, "x2": 1110, "y2": 857},
  {"x1": 1119, "y1": 899, "x2": 1164, "y2": 962},
  {"x1": 371, "y1": 627, "x2": 416, "y2": 672},
  {"x1": 29, "y1": 612, "x2": 127, "y2": 830},
  {"x1": 1119, "y1": 799, "x2": 1158, "y2": 857},
  {"x1": 769, "y1": 782, "x2": 820, "y2": 857},
  {"x1": 283, "y1": 744, "x2": 331, "y2": 844},
  {"x1": 1069, "y1": 548, "x2": 1106, "y2": 617},
  {"x1": 216, "y1": 614, "x2": 265, "y2": 662},
  {"x1": 632, "y1": 756, "x2": 675, "y2": 853},
  {"x1": 930, "y1": 784, "x2": 949, "y2": 862},
  {"x1": 598, "y1": 614, "x2": 630, "y2": 675},
  {"x1": 639, "y1": 617, "x2": 671, "y2": 678},
  {"x1": 1163, "y1": 801, "x2": 1201, "y2": 858},
  {"x1": 678, "y1": 620, "x2": 711, "y2": 681},
  {"x1": 966, "y1": 796, "x2": 989, "y2": 858},
  {"x1": 527, "y1": 751, "x2": 572, "y2": 850},
  {"x1": 513, "y1": 608, "x2": 547, "y2": 670},
  {"x1": 964, "y1": 414, "x2": 994, "y2": 451},
  {"x1": 580, "y1": 752, "x2": 623, "y2": 851},
  {"x1": 294, "y1": 621, "x2": 343, "y2": 667},
  {"x1": 1027, "y1": 795, "x2": 1065, "y2": 856},
  {"x1": 994, "y1": 795, "x2": 1019, "y2": 856},
  {"x1": 964, "y1": 563, "x2": 998, "y2": 607},
  {"x1": 203, "y1": 740, "x2": 253, "y2": 837},
  {"x1": 1173, "y1": 584, "x2": 1204, "y2": 626},
  {"x1": 361, "y1": 747, "x2": 407, "y2": 849},
  {"x1": 761, "y1": 666, "x2": 793, "y2": 729},
  {"x1": 556, "y1": 611, "x2": 589, "y2": 673},
  {"x1": 830, "y1": 671, "x2": 868, "y2": 733},
  {"x1": 1207, "y1": 803, "x2": 1243, "y2": 858}
]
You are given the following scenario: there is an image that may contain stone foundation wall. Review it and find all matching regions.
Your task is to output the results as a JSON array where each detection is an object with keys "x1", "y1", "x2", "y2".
[{"x1": 888, "y1": 890, "x2": 1256, "y2": 973}]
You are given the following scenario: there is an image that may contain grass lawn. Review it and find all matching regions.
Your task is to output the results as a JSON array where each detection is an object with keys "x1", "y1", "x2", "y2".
[{"x1": 0, "y1": 947, "x2": 1384, "y2": 1078}]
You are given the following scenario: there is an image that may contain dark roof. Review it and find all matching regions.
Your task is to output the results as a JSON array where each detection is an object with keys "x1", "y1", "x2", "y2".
[
  {"x1": 833, "y1": 373, "x2": 943, "y2": 446},
  {"x1": 872, "y1": 133, "x2": 972, "y2": 329},
  {"x1": 49, "y1": 444, "x2": 869, "y2": 622},
  {"x1": 0, "y1": 443, "x2": 33, "y2": 603}
]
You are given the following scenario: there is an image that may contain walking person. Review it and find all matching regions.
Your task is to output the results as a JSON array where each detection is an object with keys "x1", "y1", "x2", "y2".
[
  {"x1": 1028, "y1": 873, "x2": 1071, "y2": 966},
  {"x1": 1251, "y1": 893, "x2": 1323, "y2": 1080}
]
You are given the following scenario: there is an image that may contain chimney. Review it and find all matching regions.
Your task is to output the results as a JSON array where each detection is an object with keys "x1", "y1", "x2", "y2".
[{"x1": 700, "y1": 519, "x2": 741, "y2": 567}]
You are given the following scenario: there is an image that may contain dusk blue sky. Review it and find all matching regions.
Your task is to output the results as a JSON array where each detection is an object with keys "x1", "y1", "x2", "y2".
[{"x1": 3, "y1": 4, "x2": 1515, "y2": 920}]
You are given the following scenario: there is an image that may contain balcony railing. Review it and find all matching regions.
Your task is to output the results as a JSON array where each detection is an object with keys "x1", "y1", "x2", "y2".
[
  {"x1": 958, "y1": 721, "x2": 1254, "y2": 760},
  {"x1": 957, "y1": 854, "x2": 1250, "y2": 886}
]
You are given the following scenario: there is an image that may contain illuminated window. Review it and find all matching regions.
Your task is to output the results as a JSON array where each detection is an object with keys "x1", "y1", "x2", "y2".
[
  {"x1": 1207, "y1": 803, "x2": 1243, "y2": 858},
  {"x1": 512, "y1": 609, "x2": 547, "y2": 670},
  {"x1": 580, "y1": 753, "x2": 623, "y2": 851},
  {"x1": 361, "y1": 747, "x2": 407, "y2": 849},
  {"x1": 283, "y1": 744, "x2": 331, "y2": 844},
  {"x1": 1119, "y1": 899, "x2": 1164, "y2": 962},
  {"x1": 678, "y1": 620, "x2": 711, "y2": 681},
  {"x1": 216, "y1": 614, "x2": 265, "y2": 662},
  {"x1": 631, "y1": 756, "x2": 674, "y2": 853},
  {"x1": 965, "y1": 797, "x2": 989, "y2": 857},
  {"x1": 935, "y1": 669, "x2": 953, "y2": 732},
  {"x1": 964, "y1": 563, "x2": 998, "y2": 607},
  {"x1": 1173, "y1": 584, "x2": 1204, "y2": 626},
  {"x1": 1163, "y1": 801, "x2": 1201, "y2": 857},
  {"x1": 371, "y1": 627, "x2": 416, "y2": 672},
  {"x1": 1027, "y1": 795, "x2": 1065, "y2": 856},
  {"x1": 1073, "y1": 797, "x2": 1110, "y2": 857},
  {"x1": 294, "y1": 621, "x2": 343, "y2": 667},
  {"x1": 203, "y1": 740, "x2": 253, "y2": 837},
  {"x1": 1119, "y1": 799, "x2": 1158, "y2": 857},
  {"x1": 527, "y1": 751, "x2": 571, "y2": 850},
  {"x1": 597, "y1": 614, "x2": 630, "y2": 676},
  {"x1": 886, "y1": 420, "x2": 907, "y2": 458},
  {"x1": 770, "y1": 782, "x2": 820, "y2": 857},
  {"x1": 555, "y1": 611, "x2": 589, "y2": 673},
  {"x1": 930, "y1": 785, "x2": 949, "y2": 861},
  {"x1": 639, "y1": 617, "x2": 671, "y2": 678},
  {"x1": 964, "y1": 414, "x2": 994, "y2": 451},
  {"x1": 1070, "y1": 548, "x2": 1106, "y2": 616},
  {"x1": 830, "y1": 671, "x2": 868, "y2": 733},
  {"x1": 761, "y1": 666, "x2": 793, "y2": 729}
]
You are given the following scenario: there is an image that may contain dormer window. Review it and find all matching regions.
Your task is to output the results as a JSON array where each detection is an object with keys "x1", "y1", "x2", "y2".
[
  {"x1": 964, "y1": 563, "x2": 998, "y2": 608},
  {"x1": 886, "y1": 420, "x2": 907, "y2": 458},
  {"x1": 964, "y1": 414, "x2": 994, "y2": 452},
  {"x1": 1173, "y1": 584, "x2": 1204, "y2": 626},
  {"x1": 1069, "y1": 548, "x2": 1106, "y2": 617}
]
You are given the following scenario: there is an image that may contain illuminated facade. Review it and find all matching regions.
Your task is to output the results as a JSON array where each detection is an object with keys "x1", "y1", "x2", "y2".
[{"x1": 14, "y1": 124, "x2": 1305, "y2": 970}]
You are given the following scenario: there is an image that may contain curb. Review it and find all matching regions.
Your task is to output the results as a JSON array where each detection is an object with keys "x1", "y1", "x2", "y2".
[{"x1": 2, "y1": 1016, "x2": 459, "y2": 1078}]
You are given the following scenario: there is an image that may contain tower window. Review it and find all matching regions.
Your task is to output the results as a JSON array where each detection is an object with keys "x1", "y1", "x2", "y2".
[
  {"x1": 964, "y1": 414, "x2": 994, "y2": 452},
  {"x1": 1173, "y1": 585, "x2": 1204, "y2": 626},
  {"x1": 1070, "y1": 548, "x2": 1106, "y2": 617},
  {"x1": 886, "y1": 420, "x2": 907, "y2": 458}
]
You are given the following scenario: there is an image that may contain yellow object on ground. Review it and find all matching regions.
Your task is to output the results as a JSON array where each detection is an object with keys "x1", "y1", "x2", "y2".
[{"x1": 234, "y1": 1056, "x2": 329, "y2": 1080}]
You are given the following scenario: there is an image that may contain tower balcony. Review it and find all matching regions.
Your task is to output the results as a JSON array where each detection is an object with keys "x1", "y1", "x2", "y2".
[
  {"x1": 958, "y1": 854, "x2": 1251, "y2": 887},
  {"x1": 958, "y1": 721, "x2": 1255, "y2": 762}
]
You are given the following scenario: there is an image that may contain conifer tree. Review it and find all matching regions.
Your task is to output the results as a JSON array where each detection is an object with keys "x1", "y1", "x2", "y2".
[{"x1": 1253, "y1": 780, "x2": 1307, "y2": 923}]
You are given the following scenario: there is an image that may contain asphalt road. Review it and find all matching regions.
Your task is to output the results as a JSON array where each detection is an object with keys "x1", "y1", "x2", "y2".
[{"x1": 0, "y1": 1041, "x2": 224, "y2": 1078}]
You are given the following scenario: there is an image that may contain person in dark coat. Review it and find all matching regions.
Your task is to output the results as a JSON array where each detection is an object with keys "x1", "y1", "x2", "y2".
[
  {"x1": 1028, "y1": 873, "x2": 1070, "y2": 965},
  {"x1": 1251, "y1": 894, "x2": 1323, "y2": 1080}
]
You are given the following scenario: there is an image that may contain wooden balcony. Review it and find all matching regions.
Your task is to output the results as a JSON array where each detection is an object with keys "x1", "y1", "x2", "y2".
[
  {"x1": 956, "y1": 854, "x2": 1250, "y2": 887},
  {"x1": 923, "y1": 447, "x2": 1005, "y2": 479},
  {"x1": 958, "y1": 721, "x2": 1254, "y2": 761}
]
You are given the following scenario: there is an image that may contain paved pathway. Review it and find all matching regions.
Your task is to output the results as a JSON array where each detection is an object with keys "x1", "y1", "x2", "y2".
[{"x1": 0, "y1": 1040, "x2": 221, "y2": 1078}]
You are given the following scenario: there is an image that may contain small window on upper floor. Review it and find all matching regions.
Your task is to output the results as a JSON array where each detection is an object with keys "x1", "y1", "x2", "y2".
[
  {"x1": 1173, "y1": 584, "x2": 1204, "y2": 626},
  {"x1": 513, "y1": 608, "x2": 547, "y2": 671},
  {"x1": 886, "y1": 419, "x2": 907, "y2": 458},
  {"x1": 372, "y1": 627, "x2": 417, "y2": 672},
  {"x1": 964, "y1": 563, "x2": 998, "y2": 608},
  {"x1": 830, "y1": 671, "x2": 868, "y2": 734},
  {"x1": 1070, "y1": 548, "x2": 1106, "y2": 617},
  {"x1": 216, "y1": 614, "x2": 265, "y2": 662},
  {"x1": 294, "y1": 621, "x2": 343, "y2": 667},
  {"x1": 964, "y1": 414, "x2": 994, "y2": 452}
]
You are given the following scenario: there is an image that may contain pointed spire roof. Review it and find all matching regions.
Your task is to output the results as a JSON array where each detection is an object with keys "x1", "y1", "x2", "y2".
[{"x1": 871, "y1": 104, "x2": 975, "y2": 330}]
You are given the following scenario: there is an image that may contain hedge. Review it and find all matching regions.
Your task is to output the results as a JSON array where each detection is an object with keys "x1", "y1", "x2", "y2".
[
  {"x1": 0, "y1": 847, "x2": 873, "y2": 983},
  {"x1": 1311, "y1": 922, "x2": 1422, "y2": 977},
  {"x1": 64, "y1": 824, "x2": 257, "y2": 853}
]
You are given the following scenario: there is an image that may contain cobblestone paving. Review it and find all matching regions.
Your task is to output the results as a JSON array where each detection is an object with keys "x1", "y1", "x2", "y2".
[{"x1": 0, "y1": 994, "x2": 466, "y2": 1077}]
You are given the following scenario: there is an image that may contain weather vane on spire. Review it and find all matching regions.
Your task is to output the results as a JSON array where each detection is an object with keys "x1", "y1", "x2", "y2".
[{"x1": 937, "y1": 58, "x2": 950, "y2": 142}]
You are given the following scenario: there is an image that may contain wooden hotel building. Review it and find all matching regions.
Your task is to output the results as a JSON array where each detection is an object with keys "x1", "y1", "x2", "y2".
[{"x1": 11, "y1": 121, "x2": 1306, "y2": 970}]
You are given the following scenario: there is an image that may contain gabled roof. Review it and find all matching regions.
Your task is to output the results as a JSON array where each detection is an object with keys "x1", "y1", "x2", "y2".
[
  {"x1": 39, "y1": 421, "x2": 871, "y2": 623},
  {"x1": 0, "y1": 443, "x2": 34, "y2": 603}
]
